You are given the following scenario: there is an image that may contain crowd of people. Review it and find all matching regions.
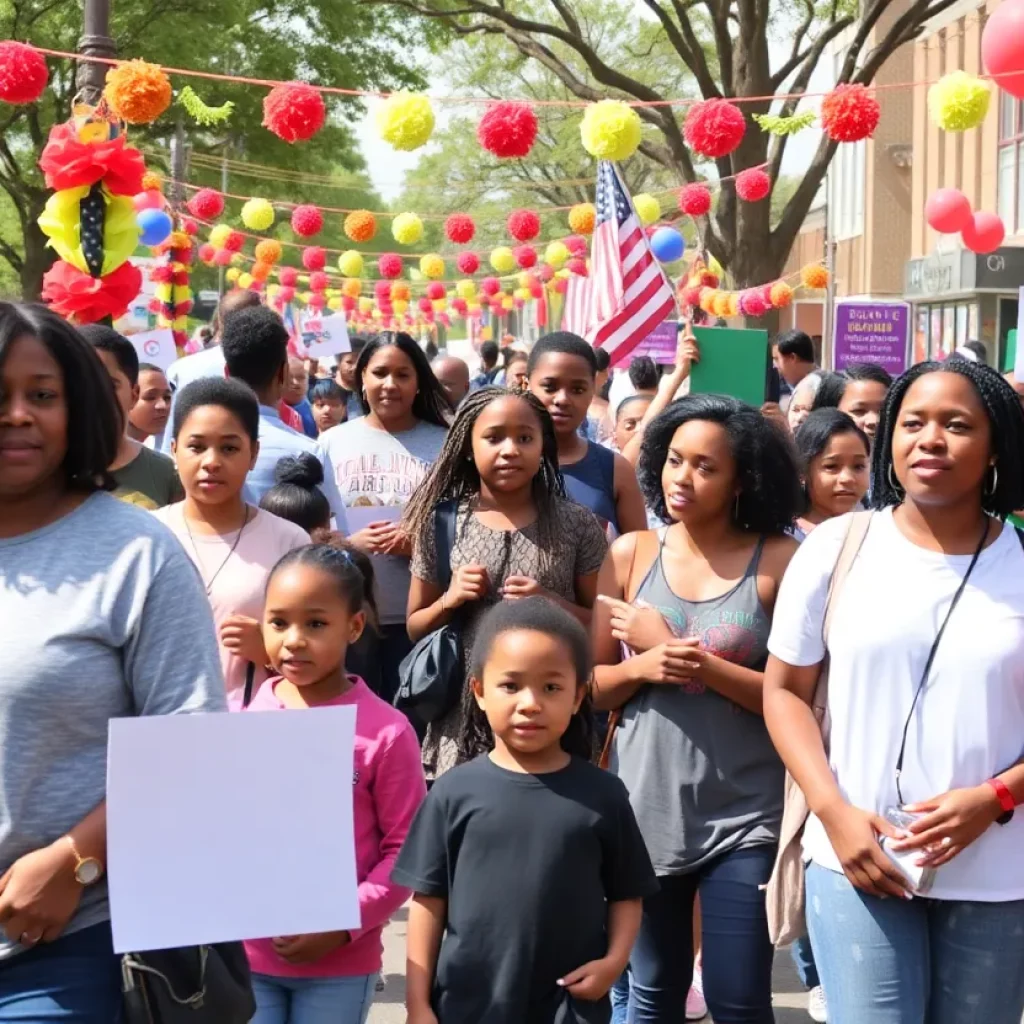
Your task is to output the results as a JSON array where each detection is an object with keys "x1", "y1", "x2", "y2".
[{"x1": 1, "y1": 292, "x2": 1023, "y2": 1024}]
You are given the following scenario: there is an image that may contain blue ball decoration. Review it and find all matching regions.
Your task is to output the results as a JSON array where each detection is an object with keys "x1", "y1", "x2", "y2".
[
  {"x1": 137, "y1": 208, "x2": 173, "y2": 247},
  {"x1": 650, "y1": 226, "x2": 684, "y2": 263}
]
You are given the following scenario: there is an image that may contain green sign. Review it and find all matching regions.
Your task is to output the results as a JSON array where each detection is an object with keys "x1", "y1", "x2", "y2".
[
  {"x1": 1004, "y1": 329, "x2": 1017, "y2": 373},
  {"x1": 690, "y1": 326, "x2": 770, "y2": 407}
]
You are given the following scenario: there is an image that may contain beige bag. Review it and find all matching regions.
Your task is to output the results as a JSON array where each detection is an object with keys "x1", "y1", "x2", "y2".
[{"x1": 765, "y1": 511, "x2": 872, "y2": 946}]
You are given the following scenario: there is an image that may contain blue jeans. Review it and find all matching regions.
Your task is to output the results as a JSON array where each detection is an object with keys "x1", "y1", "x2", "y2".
[
  {"x1": 252, "y1": 972, "x2": 376, "y2": 1024},
  {"x1": 630, "y1": 845, "x2": 775, "y2": 1023},
  {"x1": 610, "y1": 971, "x2": 632, "y2": 1024},
  {"x1": 790, "y1": 934, "x2": 819, "y2": 990},
  {"x1": 0, "y1": 922, "x2": 122, "y2": 1022},
  {"x1": 806, "y1": 863, "x2": 1024, "y2": 1024}
]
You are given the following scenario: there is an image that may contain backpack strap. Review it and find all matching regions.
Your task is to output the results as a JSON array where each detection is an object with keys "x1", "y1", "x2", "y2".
[{"x1": 433, "y1": 500, "x2": 458, "y2": 591}]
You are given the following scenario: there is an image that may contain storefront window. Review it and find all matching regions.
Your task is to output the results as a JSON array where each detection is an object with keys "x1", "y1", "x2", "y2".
[
  {"x1": 998, "y1": 94, "x2": 1024, "y2": 235},
  {"x1": 915, "y1": 302, "x2": 983, "y2": 362}
]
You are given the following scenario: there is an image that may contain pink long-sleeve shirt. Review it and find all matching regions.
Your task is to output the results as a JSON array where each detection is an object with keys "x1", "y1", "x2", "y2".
[{"x1": 244, "y1": 676, "x2": 426, "y2": 977}]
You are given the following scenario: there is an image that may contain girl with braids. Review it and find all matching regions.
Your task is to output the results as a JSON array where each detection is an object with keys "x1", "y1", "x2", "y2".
[
  {"x1": 247, "y1": 544, "x2": 425, "y2": 1024},
  {"x1": 765, "y1": 359, "x2": 1024, "y2": 1024},
  {"x1": 404, "y1": 387, "x2": 608, "y2": 778}
]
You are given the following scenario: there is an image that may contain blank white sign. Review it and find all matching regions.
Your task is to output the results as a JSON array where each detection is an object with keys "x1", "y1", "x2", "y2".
[{"x1": 107, "y1": 707, "x2": 359, "y2": 953}]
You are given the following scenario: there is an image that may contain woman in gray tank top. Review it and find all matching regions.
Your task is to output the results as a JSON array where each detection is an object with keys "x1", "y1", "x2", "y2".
[{"x1": 592, "y1": 395, "x2": 801, "y2": 1024}]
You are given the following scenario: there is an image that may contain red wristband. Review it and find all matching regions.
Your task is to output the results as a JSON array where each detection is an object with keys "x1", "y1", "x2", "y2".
[{"x1": 986, "y1": 778, "x2": 1016, "y2": 813}]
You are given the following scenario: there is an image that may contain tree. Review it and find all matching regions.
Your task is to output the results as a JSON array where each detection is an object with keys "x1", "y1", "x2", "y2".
[
  {"x1": 363, "y1": 0, "x2": 961, "y2": 288},
  {"x1": 0, "y1": 0, "x2": 426, "y2": 298}
]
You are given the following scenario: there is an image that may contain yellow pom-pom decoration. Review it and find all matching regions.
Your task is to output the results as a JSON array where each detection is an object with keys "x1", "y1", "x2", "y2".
[
  {"x1": 241, "y1": 198, "x2": 275, "y2": 231},
  {"x1": 266, "y1": 284, "x2": 280, "y2": 299},
  {"x1": 104, "y1": 60, "x2": 172, "y2": 125},
  {"x1": 769, "y1": 281, "x2": 794, "y2": 308},
  {"x1": 141, "y1": 171, "x2": 162, "y2": 193},
  {"x1": 801, "y1": 264, "x2": 830, "y2": 290},
  {"x1": 376, "y1": 92, "x2": 435, "y2": 152},
  {"x1": 501, "y1": 296, "x2": 515, "y2": 311},
  {"x1": 238, "y1": 272, "x2": 254, "y2": 289},
  {"x1": 392, "y1": 212, "x2": 424, "y2": 246},
  {"x1": 327, "y1": 297, "x2": 342, "y2": 311},
  {"x1": 358, "y1": 297, "x2": 373, "y2": 313},
  {"x1": 433, "y1": 298, "x2": 446, "y2": 312},
  {"x1": 226, "y1": 267, "x2": 241, "y2": 283},
  {"x1": 568, "y1": 203, "x2": 596, "y2": 235},
  {"x1": 420, "y1": 254, "x2": 445, "y2": 280},
  {"x1": 545, "y1": 241, "x2": 569, "y2": 267},
  {"x1": 490, "y1": 247, "x2": 516, "y2": 273},
  {"x1": 338, "y1": 250, "x2": 364, "y2": 277},
  {"x1": 456, "y1": 279, "x2": 476, "y2": 300},
  {"x1": 928, "y1": 71, "x2": 991, "y2": 133},
  {"x1": 254, "y1": 239, "x2": 282, "y2": 265},
  {"x1": 514, "y1": 287, "x2": 530, "y2": 301},
  {"x1": 698, "y1": 287, "x2": 717, "y2": 313},
  {"x1": 580, "y1": 100, "x2": 642, "y2": 161},
  {"x1": 342, "y1": 278, "x2": 362, "y2": 298},
  {"x1": 633, "y1": 193, "x2": 661, "y2": 226},
  {"x1": 209, "y1": 224, "x2": 232, "y2": 248},
  {"x1": 712, "y1": 292, "x2": 731, "y2": 318},
  {"x1": 726, "y1": 293, "x2": 740, "y2": 318},
  {"x1": 393, "y1": 299, "x2": 409, "y2": 314},
  {"x1": 230, "y1": 252, "x2": 245, "y2": 267}
]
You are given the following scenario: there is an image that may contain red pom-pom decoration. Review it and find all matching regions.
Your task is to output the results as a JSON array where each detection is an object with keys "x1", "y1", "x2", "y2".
[
  {"x1": 426, "y1": 282, "x2": 446, "y2": 301},
  {"x1": 565, "y1": 235, "x2": 588, "y2": 258},
  {"x1": 477, "y1": 101, "x2": 538, "y2": 159},
  {"x1": 445, "y1": 213, "x2": 476, "y2": 245},
  {"x1": 684, "y1": 99, "x2": 746, "y2": 159},
  {"x1": 456, "y1": 251, "x2": 480, "y2": 274},
  {"x1": 38, "y1": 123, "x2": 145, "y2": 195},
  {"x1": 568, "y1": 257, "x2": 588, "y2": 277},
  {"x1": 308, "y1": 271, "x2": 329, "y2": 293},
  {"x1": 820, "y1": 84, "x2": 880, "y2": 143},
  {"x1": 198, "y1": 243, "x2": 216, "y2": 264},
  {"x1": 302, "y1": 246, "x2": 326, "y2": 271},
  {"x1": 0, "y1": 41, "x2": 48, "y2": 105},
  {"x1": 279, "y1": 267, "x2": 299, "y2": 287},
  {"x1": 378, "y1": 253, "x2": 403, "y2": 279},
  {"x1": 291, "y1": 205, "x2": 323, "y2": 238},
  {"x1": 277, "y1": 285, "x2": 295, "y2": 304},
  {"x1": 219, "y1": 230, "x2": 242, "y2": 253},
  {"x1": 308, "y1": 293, "x2": 326, "y2": 310},
  {"x1": 417, "y1": 297, "x2": 432, "y2": 314},
  {"x1": 735, "y1": 168, "x2": 771, "y2": 203},
  {"x1": 481, "y1": 277, "x2": 501, "y2": 296},
  {"x1": 262, "y1": 82, "x2": 327, "y2": 144},
  {"x1": 681, "y1": 285, "x2": 703, "y2": 308},
  {"x1": 187, "y1": 188, "x2": 223, "y2": 220},
  {"x1": 375, "y1": 280, "x2": 391, "y2": 301},
  {"x1": 41, "y1": 260, "x2": 143, "y2": 325},
  {"x1": 738, "y1": 289, "x2": 768, "y2": 318},
  {"x1": 181, "y1": 218, "x2": 198, "y2": 236},
  {"x1": 213, "y1": 249, "x2": 232, "y2": 267},
  {"x1": 508, "y1": 209, "x2": 541, "y2": 242},
  {"x1": 514, "y1": 245, "x2": 537, "y2": 269},
  {"x1": 679, "y1": 183, "x2": 712, "y2": 217},
  {"x1": 451, "y1": 298, "x2": 468, "y2": 316}
]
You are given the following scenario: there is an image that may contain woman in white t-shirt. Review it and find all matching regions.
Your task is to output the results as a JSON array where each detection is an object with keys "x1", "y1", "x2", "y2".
[{"x1": 764, "y1": 359, "x2": 1024, "y2": 1024}]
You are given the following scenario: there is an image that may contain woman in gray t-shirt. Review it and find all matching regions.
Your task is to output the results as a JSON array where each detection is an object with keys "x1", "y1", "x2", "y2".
[{"x1": 0, "y1": 304, "x2": 225, "y2": 1020}]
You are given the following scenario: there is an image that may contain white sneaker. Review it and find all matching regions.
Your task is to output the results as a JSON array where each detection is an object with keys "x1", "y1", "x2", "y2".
[
  {"x1": 686, "y1": 963, "x2": 707, "y2": 1020},
  {"x1": 808, "y1": 985, "x2": 828, "y2": 1023}
]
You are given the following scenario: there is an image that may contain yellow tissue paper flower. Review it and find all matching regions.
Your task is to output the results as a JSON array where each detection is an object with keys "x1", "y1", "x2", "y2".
[
  {"x1": 241, "y1": 198, "x2": 275, "y2": 231},
  {"x1": 420, "y1": 254, "x2": 445, "y2": 279},
  {"x1": 580, "y1": 100, "x2": 642, "y2": 161},
  {"x1": 928, "y1": 71, "x2": 991, "y2": 132},
  {"x1": 490, "y1": 247, "x2": 516, "y2": 273},
  {"x1": 456, "y1": 279, "x2": 476, "y2": 300},
  {"x1": 338, "y1": 250, "x2": 364, "y2": 277},
  {"x1": 38, "y1": 186, "x2": 139, "y2": 276},
  {"x1": 392, "y1": 212, "x2": 424, "y2": 245},
  {"x1": 376, "y1": 93, "x2": 435, "y2": 152},
  {"x1": 633, "y1": 193, "x2": 661, "y2": 226},
  {"x1": 545, "y1": 241, "x2": 569, "y2": 267}
]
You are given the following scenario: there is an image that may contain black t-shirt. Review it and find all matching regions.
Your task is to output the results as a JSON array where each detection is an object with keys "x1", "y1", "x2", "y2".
[{"x1": 392, "y1": 754, "x2": 658, "y2": 1024}]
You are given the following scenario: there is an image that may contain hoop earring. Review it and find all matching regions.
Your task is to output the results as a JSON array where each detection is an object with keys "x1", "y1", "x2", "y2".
[
  {"x1": 985, "y1": 464, "x2": 999, "y2": 498},
  {"x1": 887, "y1": 464, "x2": 903, "y2": 494}
]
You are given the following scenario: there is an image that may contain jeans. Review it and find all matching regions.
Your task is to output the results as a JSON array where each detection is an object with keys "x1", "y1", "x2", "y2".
[
  {"x1": 251, "y1": 972, "x2": 377, "y2": 1024},
  {"x1": 610, "y1": 971, "x2": 632, "y2": 1024},
  {"x1": 0, "y1": 922, "x2": 122, "y2": 1023},
  {"x1": 790, "y1": 934, "x2": 819, "y2": 990},
  {"x1": 806, "y1": 863, "x2": 1024, "y2": 1024},
  {"x1": 630, "y1": 845, "x2": 775, "y2": 1023}
]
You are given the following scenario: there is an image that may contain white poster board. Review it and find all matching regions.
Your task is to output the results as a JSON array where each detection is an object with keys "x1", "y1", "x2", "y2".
[
  {"x1": 302, "y1": 313, "x2": 351, "y2": 359},
  {"x1": 127, "y1": 328, "x2": 177, "y2": 371},
  {"x1": 107, "y1": 707, "x2": 359, "y2": 953},
  {"x1": 1015, "y1": 286, "x2": 1024, "y2": 381}
]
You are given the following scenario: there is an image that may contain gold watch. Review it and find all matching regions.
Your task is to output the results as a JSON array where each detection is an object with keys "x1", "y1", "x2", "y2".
[{"x1": 64, "y1": 836, "x2": 104, "y2": 886}]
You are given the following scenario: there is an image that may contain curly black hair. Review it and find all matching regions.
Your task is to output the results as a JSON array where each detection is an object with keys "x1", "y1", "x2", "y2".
[
  {"x1": 871, "y1": 360, "x2": 1024, "y2": 517},
  {"x1": 813, "y1": 362, "x2": 893, "y2": 411},
  {"x1": 221, "y1": 305, "x2": 289, "y2": 392},
  {"x1": 172, "y1": 376, "x2": 260, "y2": 442},
  {"x1": 638, "y1": 394, "x2": 802, "y2": 534}
]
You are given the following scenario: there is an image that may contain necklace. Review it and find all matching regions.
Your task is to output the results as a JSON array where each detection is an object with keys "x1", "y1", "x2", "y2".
[{"x1": 183, "y1": 506, "x2": 252, "y2": 595}]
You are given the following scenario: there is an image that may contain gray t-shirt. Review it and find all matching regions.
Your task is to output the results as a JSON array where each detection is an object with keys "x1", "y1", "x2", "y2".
[
  {"x1": 320, "y1": 417, "x2": 447, "y2": 624},
  {"x1": 0, "y1": 492, "x2": 227, "y2": 960}
]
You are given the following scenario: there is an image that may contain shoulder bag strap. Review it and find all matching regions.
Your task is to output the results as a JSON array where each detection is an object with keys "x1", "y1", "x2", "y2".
[{"x1": 434, "y1": 500, "x2": 457, "y2": 591}]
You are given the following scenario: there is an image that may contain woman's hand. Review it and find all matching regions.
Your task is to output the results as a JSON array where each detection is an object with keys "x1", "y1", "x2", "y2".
[
  {"x1": 672, "y1": 323, "x2": 700, "y2": 382},
  {"x1": 558, "y1": 956, "x2": 621, "y2": 1001},
  {"x1": 0, "y1": 842, "x2": 84, "y2": 946},
  {"x1": 445, "y1": 564, "x2": 489, "y2": 608},
  {"x1": 377, "y1": 525, "x2": 412, "y2": 557},
  {"x1": 348, "y1": 521, "x2": 399, "y2": 555},
  {"x1": 272, "y1": 930, "x2": 349, "y2": 965},
  {"x1": 501, "y1": 575, "x2": 548, "y2": 601},
  {"x1": 892, "y1": 786, "x2": 1003, "y2": 868},
  {"x1": 597, "y1": 596, "x2": 675, "y2": 653},
  {"x1": 630, "y1": 638, "x2": 701, "y2": 684},
  {"x1": 219, "y1": 615, "x2": 267, "y2": 665},
  {"x1": 818, "y1": 801, "x2": 912, "y2": 899}
]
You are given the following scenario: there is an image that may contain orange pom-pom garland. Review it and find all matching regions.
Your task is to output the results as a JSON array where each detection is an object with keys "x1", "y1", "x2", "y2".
[
  {"x1": 801, "y1": 264, "x2": 830, "y2": 289},
  {"x1": 344, "y1": 210, "x2": 377, "y2": 243},
  {"x1": 104, "y1": 60, "x2": 172, "y2": 125}
]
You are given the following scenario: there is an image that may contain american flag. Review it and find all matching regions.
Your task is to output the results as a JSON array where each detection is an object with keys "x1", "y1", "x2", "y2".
[
  {"x1": 283, "y1": 303, "x2": 308, "y2": 359},
  {"x1": 564, "y1": 161, "x2": 676, "y2": 364}
]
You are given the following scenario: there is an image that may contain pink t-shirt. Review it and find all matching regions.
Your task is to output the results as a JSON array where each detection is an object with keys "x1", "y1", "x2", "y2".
[
  {"x1": 153, "y1": 505, "x2": 309, "y2": 707},
  {"x1": 244, "y1": 677, "x2": 426, "y2": 978}
]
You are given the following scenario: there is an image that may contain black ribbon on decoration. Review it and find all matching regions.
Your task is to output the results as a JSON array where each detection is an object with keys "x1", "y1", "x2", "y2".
[{"x1": 80, "y1": 182, "x2": 105, "y2": 278}]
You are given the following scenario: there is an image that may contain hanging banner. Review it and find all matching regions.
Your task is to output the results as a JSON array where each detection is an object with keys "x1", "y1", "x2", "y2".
[{"x1": 833, "y1": 300, "x2": 911, "y2": 376}]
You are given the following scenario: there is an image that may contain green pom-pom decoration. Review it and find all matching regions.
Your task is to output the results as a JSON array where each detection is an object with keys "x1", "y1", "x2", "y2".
[
  {"x1": 752, "y1": 111, "x2": 817, "y2": 136},
  {"x1": 179, "y1": 85, "x2": 234, "y2": 126}
]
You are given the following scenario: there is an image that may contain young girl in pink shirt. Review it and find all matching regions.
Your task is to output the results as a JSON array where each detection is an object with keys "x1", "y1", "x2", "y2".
[{"x1": 245, "y1": 544, "x2": 426, "y2": 1024}]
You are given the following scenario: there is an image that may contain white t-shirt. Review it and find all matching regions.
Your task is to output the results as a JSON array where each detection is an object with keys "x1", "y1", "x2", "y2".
[{"x1": 768, "y1": 508, "x2": 1024, "y2": 901}]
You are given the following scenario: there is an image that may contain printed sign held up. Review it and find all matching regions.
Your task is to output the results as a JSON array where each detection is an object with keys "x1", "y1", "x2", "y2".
[{"x1": 301, "y1": 313, "x2": 351, "y2": 360}]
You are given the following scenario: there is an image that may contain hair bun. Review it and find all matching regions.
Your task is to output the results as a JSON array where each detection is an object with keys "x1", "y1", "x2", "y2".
[{"x1": 273, "y1": 452, "x2": 324, "y2": 489}]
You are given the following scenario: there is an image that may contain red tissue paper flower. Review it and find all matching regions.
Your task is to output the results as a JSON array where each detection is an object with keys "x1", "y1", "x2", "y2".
[
  {"x1": 568, "y1": 257, "x2": 588, "y2": 277},
  {"x1": 684, "y1": 100, "x2": 746, "y2": 159},
  {"x1": 480, "y1": 276, "x2": 501, "y2": 296},
  {"x1": 302, "y1": 246, "x2": 326, "y2": 272},
  {"x1": 456, "y1": 251, "x2": 480, "y2": 274},
  {"x1": 446, "y1": 213, "x2": 476, "y2": 245},
  {"x1": 426, "y1": 282, "x2": 446, "y2": 301},
  {"x1": 262, "y1": 83, "x2": 326, "y2": 144},
  {"x1": 291, "y1": 205, "x2": 323, "y2": 238},
  {"x1": 213, "y1": 249, "x2": 232, "y2": 267},
  {"x1": 565, "y1": 235, "x2": 588, "y2": 258},
  {"x1": 38, "y1": 122, "x2": 145, "y2": 195},
  {"x1": 679, "y1": 183, "x2": 712, "y2": 217},
  {"x1": 308, "y1": 292, "x2": 326, "y2": 309},
  {"x1": 378, "y1": 253, "x2": 403, "y2": 279},
  {"x1": 477, "y1": 101, "x2": 538, "y2": 159},
  {"x1": 223, "y1": 230, "x2": 244, "y2": 253},
  {"x1": 187, "y1": 188, "x2": 223, "y2": 219},
  {"x1": 0, "y1": 41, "x2": 48, "y2": 105},
  {"x1": 820, "y1": 84, "x2": 880, "y2": 143},
  {"x1": 735, "y1": 168, "x2": 771, "y2": 203},
  {"x1": 514, "y1": 245, "x2": 537, "y2": 269},
  {"x1": 308, "y1": 271, "x2": 329, "y2": 293},
  {"x1": 279, "y1": 267, "x2": 299, "y2": 287},
  {"x1": 508, "y1": 209, "x2": 541, "y2": 242},
  {"x1": 41, "y1": 260, "x2": 143, "y2": 324}
]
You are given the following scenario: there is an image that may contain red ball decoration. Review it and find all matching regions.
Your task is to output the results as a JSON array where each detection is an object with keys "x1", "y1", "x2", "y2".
[
  {"x1": 684, "y1": 99, "x2": 746, "y2": 159},
  {"x1": 681, "y1": 285, "x2": 703, "y2": 308},
  {"x1": 426, "y1": 282, "x2": 446, "y2": 301},
  {"x1": 925, "y1": 188, "x2": 972, "y2": 234},
  {"x1": 223, "y1": 230, "x2": 244, "y2": 253},
  {"x1": 982, "y1": 1, "x2": 1024, "y2": 100},
  {"x1": 181, "y1": 218, "x2": 198, "y2": 236},
  {"x1": 481, "y1": 276, "x2": 501, "y2": 296},
  {"x1": 378, "y1": 253, "x2": 403, "y2": 279},
  {"x1": 291, "y1": 205, "x2": 323, "y2": 238},
  {"x1": 187, "y1": 188, "x2": 223, "y2": 220},
  {"x1": 279, "y1": 267, "x2": 298, "y2": 287},
  {"x1": 508, "y1": 209, "x2": 541, "y2": 242},
  {"x1": 739, "y1": 289, "x2": 768, "y2": 318},
  {"x1": 198, "y1": 242, "x2": 216, "y2": 264},
  {"x1": 735, "y1": 168, "x2": 771, "y2": 203},
  {"x1": 308, "y1": 293, "x2": 326, "y2": 309},
  {"x1": 477, "y1": 101, "x2": 538, "y2": 159},
  {"x1": 514, "y1": 245, "x2": 537, "y2": 269},
  {"x1": 262, "y1": 82, "x2": 327, "y2": 144},
  {"x1": 308, "y1": 271, "x2": 329, "y2": 293},
  {"x1": 302, "y1": 246, "x2": 326, "y2": 271},
  {"x1": 213, "y1": 249, "x2": 232, "y2": 267},
  {"x1": 0, "y1": 41, "x2": 48, "y2": 105},
  {"x1": 456, "y1": 251, "x2": 480, "y2": 274},
  {"x1": 820, "y1": 84, "x2": 880, "y2": 143},
  {"x1": 445, "y1": 213, "x2": 476, "y2": 244},
  {"x1": 961, "y1": 211, "x2": 1005, "y2": 254},
  {"x1": 568, "y1": 257, "x2": 588, "y2": 277},
  {"x1": 679, "y1": 183, "x2": 712, "y2": 217},
  {"x1": 278, "y1": 286, "x2": 296, "y2": 304},
  {"x1": 418, "y1": 297, "x2": 433, "y2": 314},
  {"x1": 565, "y1": 235, "x2": 588, "y2": 258}
]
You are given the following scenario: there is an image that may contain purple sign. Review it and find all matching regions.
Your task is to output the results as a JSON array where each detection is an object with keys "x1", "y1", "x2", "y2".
[
  {"x1": 833, "y1": 301, "x2": 910, "y2": 375},
  {"x1": 626, "y1": 320, "x2": 677, "y2": 365}
]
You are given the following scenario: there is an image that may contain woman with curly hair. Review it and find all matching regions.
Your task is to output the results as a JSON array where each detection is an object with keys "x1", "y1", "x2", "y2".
[{"x1": 592, "y1": 394, "x2": 802, "y2": 1024}]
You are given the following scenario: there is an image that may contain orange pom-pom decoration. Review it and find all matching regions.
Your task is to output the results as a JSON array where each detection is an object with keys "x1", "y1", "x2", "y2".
[
  {"x1": 568, "y1": 204, "x2": 596, "y2": 235},
  {"x1": 698, "y1": 287, "x2": 716, "y2": 312},
  {"x1": 263, "y1": 82, "x2": 326, "y2": 143},
  {"x1": 255, "y1": 239, "x2": 283, "y2": 265},
  {"x1": 508, "y1": 209, "x2": 541, "y2": 242},
  {"x1": 735, "y1": 168, "x2": 771, "y2": 203},
  {"x1": 801, "y1": 264, "x2": 830, "y2": 289},
  {"x1": 446, "y1": 213, "x2": 475, "y2": 244},
  {"x1": 344, "y1": 210, "x2": 377, "y2": 243},
  {"x1": 251, "y1": 261, "x2": 273, "y2": 283},
  {"x1": 0, "y1": 41, "x2": 48, "y2": 104},
  {"x1": 291, "y1": 205, "x2": 323, "y2": 238},
  {"x1": 684, "y1": 99, "x2": 745, "y2": 159},
  {"x1": 104, "y1": 60, "x2": 172, "y2": 125},
  {"x1": 302, "y1": 246, "x2": 326, "y2": 271},
  {"x1": 477, "y1": 101, "x2": 538, "y2": 159},
  {"x1": 820, "y1": 84, "x2": 880, "y2": 143},
  {"x1": 391, "y1": 282, "x2": 411, "y2": 302},
  {"x1": 456, "y1": 251, "x2": 480, "y2": 274},
  {"x1": 187, "y1": 188, "x2": 223, "y2": 220},
  {"x1": 342, "y1": 278, "x2": 362, "y2": 298},
  {"x1": 679, "y1": 183, "x2": 712, "y2": 217},
  {"x1": 769, "y1": 281, "x2": 794, "y2": 308},
  {"x1": 378, "y1": 253, "x2": 403, "y2": 279}
]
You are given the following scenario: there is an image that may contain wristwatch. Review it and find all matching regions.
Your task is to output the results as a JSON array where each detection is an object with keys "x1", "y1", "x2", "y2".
[
  {"x1": 64, "y1": 836, "x2": 104, "y2": 885},
  {"x1": 986, "y1": 778, "x2": 1017, "y2": 825}
]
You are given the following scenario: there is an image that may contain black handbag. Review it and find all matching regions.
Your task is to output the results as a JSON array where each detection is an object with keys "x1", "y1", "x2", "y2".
[
  {"x1": 121, "y1": 943, "x2": 255, "y2": 1024},
  {"x1": 394, "y1": 500, "x2": 464, "y2": 724}
]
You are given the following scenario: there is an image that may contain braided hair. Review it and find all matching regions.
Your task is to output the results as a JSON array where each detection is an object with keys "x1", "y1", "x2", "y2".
[
  {"x1": 813, "y1": 362, "x2": 893, "y2": 411},
  {"x1": 402, "y1": 387, "x2": 566, "y2": 559},
  {"x1": 871, "y1": 360, "x2": 1024, "y2": 517}
]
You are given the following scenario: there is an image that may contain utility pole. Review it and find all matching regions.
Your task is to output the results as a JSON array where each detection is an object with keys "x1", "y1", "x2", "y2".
[{"x1": 77, "y1": 0, "x2": 116, "y2": 106}]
